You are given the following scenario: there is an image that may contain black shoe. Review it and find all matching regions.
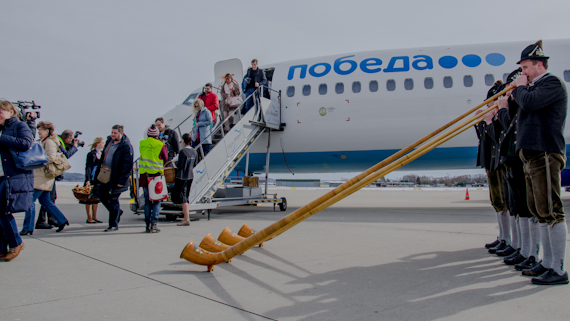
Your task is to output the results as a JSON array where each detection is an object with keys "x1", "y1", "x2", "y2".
[
  {"x1": 496, "y1": 245, "x2": 516, "y2": 257},
  {"x1": 86, "y1": 220, "x2": 97, "y2": 224},
  {"x1": 19, "y1": 230, "x2": 33, "y2": 236},
  {"x1": 515, "y1": 256, "x2": 538, "y2": 271},
  {"x1": 56, "y1": 221, "x2": 69, "y2": 233},
  {"x1": 94, "y1": 219, "x2": 103, "y2": 223},
  {"x1": 488, "y1": 240, "x2": 506, "y2": 254},
  {"x1": 531, "y1": 269, "x2": 569, "y2": 285},
  {"x1": 504, "y1": 248, "x2": 521, "y2": 259},
  {"x1": 48, "y1": 219, "x2": 59, "y2": 228},
  {"x1": 522, "y1": 263, "x2": 549, "y2": 277},
  {"x1": 485, "y1": 238, "x2": 500, "y2": 249},
  {"x1": 103, "y1": 227, "x2": 118, "y2": 232},
  {"x1": 504, "y1": 252, "x2": 526, "y2": 265},
  {"x1": 35, "y1": 223, "x2": 53, "y2": 229}
]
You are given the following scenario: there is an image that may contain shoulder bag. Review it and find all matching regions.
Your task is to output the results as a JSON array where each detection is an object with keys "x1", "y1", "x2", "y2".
[
  {"x1": 10, "y1": 141, "x2": 49, "y2": 171},
  {"x1": 97, "y1": 144, "x2": 113, "y2": 184},
  {"x1": 44, "y1": 152, "x2": 71, "y2": 178}
]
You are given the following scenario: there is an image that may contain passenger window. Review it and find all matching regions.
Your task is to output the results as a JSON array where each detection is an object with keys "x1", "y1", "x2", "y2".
[
  {"x1": 287, "y1": 86, "x2": 295, "y2": 97},
  {"x1": 443, "y1": 76, "x2": 453, "y2": 88},
  {"x1": 503, "y1": 73, "x2": 509, "y2": 83},
  {"x1": 404, "y1": 78, "x2": 414, "y2": 90},
  {"x1": 369, "y1": 80, "x2": 378, "y2": 92},
  {"x1": 302, "y1": 85, "x2": 311, "y2": 96},
  {"x1": 485, "y1": 74, "x2": 495, "y2": 86},
  {"x1": 352, "y1": 81, "x2": 361, "y2": 93},
  {"x1": 424, "y1": 77, "x2": 434, "y2": 89},
  {"x1": 564, "y1": 70, "x2": 570, "y2": 82},
  {"x1": 335, "y1": 82, "x2": 344, "y2": 94},
  {"x1": 319, "y1": 84, "x2": 327, "y2": 95},
  {"x1": 386, "y1": 79, "x2": 396, "y2": 91},
  {"x1": 463, "y1": 75, "x2": 473, "y2": 87}
]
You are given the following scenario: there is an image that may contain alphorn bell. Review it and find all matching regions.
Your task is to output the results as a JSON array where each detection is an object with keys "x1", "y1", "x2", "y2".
[
  {"x1": 200, "y1": 233, "x2": 232, "y2": 254},
  {"x1": 218, "y1": 227, "x2": 246, "y2": 245},
  {"x1": 180, "y1": 84, "x2": 514, "y2": 271},
  {"x1": 238, "y1": 223, "x2": 263, "y2": 247}
]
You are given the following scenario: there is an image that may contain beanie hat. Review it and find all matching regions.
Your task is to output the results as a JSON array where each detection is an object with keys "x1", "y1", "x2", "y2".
[{"x1": 147, "y1": 124, "x2": 159, "y2": 137}]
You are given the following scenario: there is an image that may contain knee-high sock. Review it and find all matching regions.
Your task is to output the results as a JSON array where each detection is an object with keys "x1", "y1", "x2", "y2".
[
  {"x1": 519, "y1": 217, "x2": 531, "y2": 258},
  {"x1": 539, "y1": 222, "x2": 553, "y2": 269},
  {"x1": 496, "y1": 211, "x2": 503, "y2": 240},
  {"x1": 529, "y1": 217, "x2": 541, "y2": 259},
  {"x1": 510, "y1": 215, "x2": 519, "y2": 248},
  {"x1": 499, "y1": 211, "x2": 511, "y2": 243},
  {"x1": 549, "y1": 222, "x2": 568, "y2": 275}
]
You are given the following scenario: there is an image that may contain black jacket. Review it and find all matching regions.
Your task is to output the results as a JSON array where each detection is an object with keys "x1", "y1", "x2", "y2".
[
  {"x1": 0, "y1": 117, "x2": 34, "y2": 214},
  {"x1": 95, "y1": 134, "x2": 134, "y2": 194},
  {"x1": 84, "y1": 149, "x2": 99, "y2": 184},
  {"x1": 512, "y1": 74, "x2": 567, "y2": 154},
  {"x1": 161, "y1": 127, "x2": 180, "y2": 161},
  {"x1": 175, "y1": 146, "x2": 198, "y2": 180}
]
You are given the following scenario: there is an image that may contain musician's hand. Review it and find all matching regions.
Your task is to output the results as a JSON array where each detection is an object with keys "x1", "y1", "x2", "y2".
[
  {"x1": 475, "y1": 109, "x2": 484, "y2": 116},
  {"x1": 483, "y1": 108, "x2": 496, "y2": 124},
  {"x1": 514, "y1": 74, "x2": 528, "y2": 87},
  {"x1": 497, "y1": 96, "x2": 509, "y2": 109}
]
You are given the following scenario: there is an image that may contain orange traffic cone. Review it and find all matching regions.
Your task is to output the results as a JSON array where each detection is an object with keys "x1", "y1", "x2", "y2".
[{"x1": 465, "y1": 188, "x2": 470, "y2": 200}]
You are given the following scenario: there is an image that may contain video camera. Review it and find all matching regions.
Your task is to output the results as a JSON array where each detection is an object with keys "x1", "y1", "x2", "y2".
[
  {"x1": 74, "y1": 131, "x2": 85, "y2": 148},
  {"x1": 12, "y1": 100, "x2": 41, "y2": 121}
]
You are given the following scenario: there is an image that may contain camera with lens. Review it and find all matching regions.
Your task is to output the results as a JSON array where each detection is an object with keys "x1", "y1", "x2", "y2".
[
  {"x1": 12, "y1": 100, "x2": 41, "y2": 121},
  {"x1": 74, "y1": 131, "x2": 85, "y2": 148}
]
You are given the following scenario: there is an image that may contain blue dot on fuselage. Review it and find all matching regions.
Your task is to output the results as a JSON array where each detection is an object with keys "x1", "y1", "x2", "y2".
[
  {"x1": 486, "y1": 53, "x2": 506, "y2": 66},
  {"x1": 462, "y1": 54, "x2": 481, "y2": 67},
  {"x1": 438, "y1": 56, "x2": 458, "y2": 69}
]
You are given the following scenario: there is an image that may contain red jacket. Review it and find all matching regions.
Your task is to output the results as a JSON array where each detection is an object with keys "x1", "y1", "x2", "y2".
[{"x1": 199, "y1": 92, "x2": 219, "y2": 122}]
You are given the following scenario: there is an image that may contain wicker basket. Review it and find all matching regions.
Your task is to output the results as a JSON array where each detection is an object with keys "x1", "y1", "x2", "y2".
[
  {"x1": 164, "y1": 161, "x2": 176, "y2": 184},
  {"x1": 72, "y1": 186, "x2": 99, "y2": 203}
]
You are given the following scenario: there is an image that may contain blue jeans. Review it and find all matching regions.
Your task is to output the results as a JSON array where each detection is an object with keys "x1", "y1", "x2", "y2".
[
  {"x1": 142, "y1": 187, "x2": 161, "y2": 223},
  {"x1": 23, "y1": 189, "x2": 68, "y2": 231},
  {"x1": 244, "y1": 88, "x2": 256, "y2": 113},
  {"x1": 99, "y1": 184, "x2": 122, "y2": 228}
]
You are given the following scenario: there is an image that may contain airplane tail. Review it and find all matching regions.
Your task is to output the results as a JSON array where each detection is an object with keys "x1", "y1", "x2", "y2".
[{"x1": 180, "y1": 84, "x2": 515, "y2": 272}]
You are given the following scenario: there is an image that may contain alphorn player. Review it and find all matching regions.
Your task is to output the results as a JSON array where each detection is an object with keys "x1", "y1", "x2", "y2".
[
  {"x1": 496, "y1": 69, "x2": 541, "y2": 269},
  {"x1": 476, "y1": 82, "x2": 511, "y2": 253},
  {"x1": 511, "y1": 40, "x2": 568, "y2": 285}
]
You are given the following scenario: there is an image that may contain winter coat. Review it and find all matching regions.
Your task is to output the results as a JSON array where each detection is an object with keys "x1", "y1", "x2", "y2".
[
  {"x1": 198, "y1": 92, "x2": 219, "y2": 122},
  {"x1": 160, "y1": 127, "x2": 180, "y2": 161},
  {"x1": 175, "y1": 146, "x2": 198, "y2": 180},
  {"x1": 192, "y1": 107, "x2": 213, "y2": 145},
  {"x1": 220, "y1": 80, "x2": 241, "y2": 112},
  {"x1": 32, "y1": 134, "x2": 60, "y2": 191},
  {"x1": 94, "y1": 134, "x2": 134, "y2": 194},
  {"x1": 0, "y1": 117, "x2": 34, "y2": 214},
  {"x1": 85, "y1": 149, "x2": 100, "y2": 184}
]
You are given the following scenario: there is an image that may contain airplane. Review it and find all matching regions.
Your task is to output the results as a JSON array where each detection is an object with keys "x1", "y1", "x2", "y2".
[{"x1": 158, "y1": 39, "x2": 570, "y2": 183}]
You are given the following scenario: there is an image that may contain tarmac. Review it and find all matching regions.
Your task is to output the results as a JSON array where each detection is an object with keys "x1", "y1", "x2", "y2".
[{"x1": 1, "y1": 184, "x2": 570, "y2": 321}]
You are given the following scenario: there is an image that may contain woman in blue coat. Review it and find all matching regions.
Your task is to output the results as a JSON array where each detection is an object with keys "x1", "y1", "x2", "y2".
[
  {"x1": 191, "y1": 98, "x2": 213, "y2": 157},
  {"x1": 0, "y1": 100, "x2": 34, "y2": 262}
]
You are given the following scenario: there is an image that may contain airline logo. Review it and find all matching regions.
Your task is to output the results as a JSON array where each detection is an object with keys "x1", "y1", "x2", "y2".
[{"x1": 287, "y1": 53, "x2": 506, "y2": 80}]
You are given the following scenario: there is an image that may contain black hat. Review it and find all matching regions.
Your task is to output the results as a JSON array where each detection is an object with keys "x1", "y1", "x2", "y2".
[
  {"x1": 505, "y1": 67, "x2": 522, "y2": 84},
  {"x1": 517, "y1": 40, "x2": 549, "y2": 64},
  {"x1": 487, "y1": 80, "x2": 504, "y2": 99}
]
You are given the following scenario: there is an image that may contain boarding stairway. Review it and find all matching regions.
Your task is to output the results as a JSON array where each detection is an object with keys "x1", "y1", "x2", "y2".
[{"x1": 130, "y1": 86, "x2": 284, "y2": 218}]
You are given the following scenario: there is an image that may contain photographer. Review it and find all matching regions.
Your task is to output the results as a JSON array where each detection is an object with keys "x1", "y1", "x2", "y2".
[{"x1": 34, "y1": 129, "x2": 80, "y2": 229}]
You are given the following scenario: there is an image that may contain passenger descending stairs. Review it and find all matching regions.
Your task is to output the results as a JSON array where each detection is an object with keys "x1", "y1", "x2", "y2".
[{"x1": 187, "y1": 106, "x2": 267, "y2": 210}]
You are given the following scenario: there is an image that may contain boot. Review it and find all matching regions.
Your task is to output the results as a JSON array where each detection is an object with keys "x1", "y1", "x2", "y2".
[
  {"x1": 145, "y1": 222, "x2": 150, "y2": 233},
  {"x1": 150, "y1": 222, "x2": 160, "y2": 233}
]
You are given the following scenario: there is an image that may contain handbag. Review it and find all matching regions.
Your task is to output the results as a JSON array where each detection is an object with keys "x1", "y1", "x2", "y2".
[
  {"x1": 44, "y1": 153, "x2": 71, "y2": 178},
  {"x1": 10, "y1": 141, "x2": 49, "y2": 171},
  {"x1": 97, "y1": 165, "x2": 112, "y2": 184},
  {"x1": 226, "y1": 95, "x2": 243, "y2": 108},
  {"x1": 147, "y1": 175, "x2": 168, "y2": 201}
]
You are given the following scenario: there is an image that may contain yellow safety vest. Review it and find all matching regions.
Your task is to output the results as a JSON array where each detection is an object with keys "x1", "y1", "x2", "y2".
[{"x1": 139, "y1": 137, "x2": 164, "y2": 175}]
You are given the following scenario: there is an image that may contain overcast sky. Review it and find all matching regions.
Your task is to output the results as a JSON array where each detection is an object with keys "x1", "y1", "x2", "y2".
[{"x1": 2, "y1": 0, "x2": 569, "y2": 179}]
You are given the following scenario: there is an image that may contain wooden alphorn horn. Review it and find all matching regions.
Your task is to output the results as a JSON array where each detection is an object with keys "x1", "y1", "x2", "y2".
[{"x1": 180, "y1": 84, "x2": 512, "y2": 271}]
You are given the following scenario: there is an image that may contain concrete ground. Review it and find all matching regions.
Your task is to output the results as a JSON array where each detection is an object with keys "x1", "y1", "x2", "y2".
[{"x1": 1, "y1": 185, "x2": 569, "y2": 321}]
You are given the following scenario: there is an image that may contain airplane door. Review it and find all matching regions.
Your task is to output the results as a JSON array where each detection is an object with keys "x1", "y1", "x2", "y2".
[{"x1": 214, "y1": 59, "x2": 244, "y2": 91}]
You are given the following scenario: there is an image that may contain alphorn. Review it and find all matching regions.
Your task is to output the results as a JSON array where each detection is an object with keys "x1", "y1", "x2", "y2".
[{"x1": 180, "y1": 84, "x2": 513, "y2": 271}]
